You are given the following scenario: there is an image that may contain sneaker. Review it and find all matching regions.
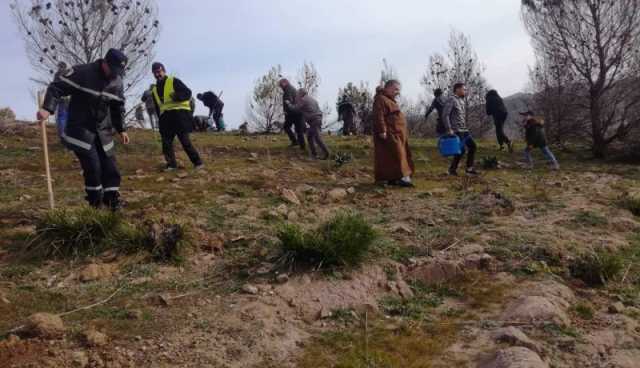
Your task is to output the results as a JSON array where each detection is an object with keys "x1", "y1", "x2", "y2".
[
  {"x1": 551, "y1": 163, "x2": 560, "y2": 171},
  {"x1": 164, "y1": 166, "x2": 177, "y2": 172},
  {"x1": 465, "y1": 167, "x2": 480, "y2": 175},
  {"x1": 448, "y1": 169, "x2": 458, "y2": 177},
  {"x1": 194, "y1": 164, "x2": 206, "y2": 171},
  {"x1": 397, "y1": 180, "x2": 415, "y2": 188}
]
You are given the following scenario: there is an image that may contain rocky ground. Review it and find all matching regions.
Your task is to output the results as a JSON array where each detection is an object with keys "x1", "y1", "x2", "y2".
[{"x1": 1, "y1": 122, "x2": 639, "y2": 367}]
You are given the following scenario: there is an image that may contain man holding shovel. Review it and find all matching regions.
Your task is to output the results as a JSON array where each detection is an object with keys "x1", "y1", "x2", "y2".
[{"x1": 37, "y1": 48, "x2": 130, "y2": 210}]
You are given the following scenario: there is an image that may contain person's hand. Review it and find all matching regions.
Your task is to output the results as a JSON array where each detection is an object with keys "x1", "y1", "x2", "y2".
[
  {"x1": 120, "y1": 132, "x2": 130, "y2": 145},
  {"x1": 447, "y1": 129, "x2": 454, "y2": 136},
  {"x1": 379, "y1": 132, "x2": 387, "y2": 140},
  {"x1": 37, "y1": 109, "x2": 50, "y2": 121}
]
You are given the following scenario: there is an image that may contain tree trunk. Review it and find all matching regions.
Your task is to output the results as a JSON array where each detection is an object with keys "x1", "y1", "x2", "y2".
[{"x1": 590, "y1": 96, "x2": 607, "y2": 158}]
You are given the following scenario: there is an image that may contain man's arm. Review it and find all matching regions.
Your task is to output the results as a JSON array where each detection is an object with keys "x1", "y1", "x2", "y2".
[
  {"x1": 425, "y1": 100, "x2": 436, "y2": 120},
  {"x1": 41, "y1": 69, "x2": 78, "y2": 115},
  {"x1": 442, "y1": 98, "x2": 454, "y2": 133},
  {"x1": 172, "y1": 78, "x2": 192, "y2": 102}
]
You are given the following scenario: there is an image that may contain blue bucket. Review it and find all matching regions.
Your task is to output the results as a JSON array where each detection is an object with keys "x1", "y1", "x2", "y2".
[{"x1": 438, "y1": 135, "x2": 462, "y2": 157}]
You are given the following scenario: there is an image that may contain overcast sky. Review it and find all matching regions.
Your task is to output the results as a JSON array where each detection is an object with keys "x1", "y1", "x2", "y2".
[{"x1": 0, "y1": 0, "x2": 534, "y2": 127}]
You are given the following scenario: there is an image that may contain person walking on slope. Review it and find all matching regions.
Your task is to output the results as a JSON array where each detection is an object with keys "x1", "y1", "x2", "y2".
[
  {"x1": 521, "y1": 111, "x2": 560, "y2": 170},
  {"x1": 424, "y1": 88, "x2": 448, "y2": 136},
  {"x1": 141, "y1": 85, "x2": 158, "y2": 131},
  {"x1": 443, "y1": 83, "x2": 479, "y2": 176},
  {"x1": 372, "y1": 80, "x2": 415, "y2": 187},
  {"x1": 150, "y1": 62, "x2": 203, "y2": 171},
  {"x1": 37, "y1": 48, "x2": 130, "y2": 210},
  {"x1": 279, "y1": 78, "x2": 306, "y2": 150},
  {"x1": 337, "y1": 95, "x2": 356, "y2": 136},
  {"x1": 197, "y1": 91, "x2": 225, "y2": 131},
  {"x1": 286, "y1": 88, "x2": 329, "y2": 160},
  {"x1": 485, "y1": 89, "x2": 513, "y2": 152}
]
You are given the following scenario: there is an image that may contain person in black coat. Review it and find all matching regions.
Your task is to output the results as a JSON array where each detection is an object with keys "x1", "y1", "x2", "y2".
[
  {"x1": 150, "y1": 62, "x2": 203, "y2": 171},
  {"x1": 520, "y1": 111, "x2": 559, "y2": 170},
  {"x1": 485, "y1": 90, "x2": 513, "y2": 152},
  {"x1": 196, "y1": 91, "x2": 225, "y2": 131},
  {"x1": 279, "y1": 78, "x2": 306, "y2": 150},
  {"x1": 38, "y1": 49, "x2": 130, "y2": 210},
  {"x1": 425, "y1": 88, "x2": 447, "y2": 136}
]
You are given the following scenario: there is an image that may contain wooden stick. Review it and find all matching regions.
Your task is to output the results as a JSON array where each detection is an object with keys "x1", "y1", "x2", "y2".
[{"x1": 38, "y1": 90, "x2": 55, "y2": 209}]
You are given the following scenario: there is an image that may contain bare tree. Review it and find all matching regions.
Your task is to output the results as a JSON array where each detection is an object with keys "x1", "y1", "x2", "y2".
[
  {"x1": 380, "y1": 58, "x2": 399, "y2": 85},
  {"x1": 528, "y1": 54, "x2": 587, "y2": 148},
  {"x1": 10, "y1": 0, "x2": 160, "y2": 93},
  {"x1": 421, "y1": 29, "x2": 491, "y2": 136},
  {"x1": 522, "y1": 0, "x2": 640, "y2": 158},
  {"x1": 336, "y1": 81, "x2": 374, "y2": 135},
  {"x1": 246, "y1": 65, "x2": 284, "y2": 133},
  {"x1": 296, "y1": 61, "x2": 320, "y2": 97}
]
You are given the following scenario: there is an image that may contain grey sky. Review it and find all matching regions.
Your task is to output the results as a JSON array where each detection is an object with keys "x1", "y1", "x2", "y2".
[{"x1": 0, "y1": 0, "x2": 534, "y2": 127}]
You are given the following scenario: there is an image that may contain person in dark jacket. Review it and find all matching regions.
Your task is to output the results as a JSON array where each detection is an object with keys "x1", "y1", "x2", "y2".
[
  {"x1": 425, "y1": 88, "x2": 447, "y2": 136},
  {"x1": 520, "y1": 111, "x2": 559, "y2": 170},
  {"x1": 196, "y1": 91, "x2": 225, "y2": 131},
  {"x1": 286, "y1": 88, "x2": 329, "y2": 160},
  {"x1": 279, "y1": 79, "x2": 306, "y2": 150},
  {"x1": 141, "y1": 86, "x2": 158, "y2": 131},
  {"x1": 485, "y1": 90, "x2": 513, "y2": 152},
  {"x1": 337, "y1": 95, "x2": 356, "y2": 136},
  {"x1": 37, "y1": 49, "x2": 130, "y2": 210},
  {"x1": 150, "y1": 62, "x2": 203, "y2": 171}
]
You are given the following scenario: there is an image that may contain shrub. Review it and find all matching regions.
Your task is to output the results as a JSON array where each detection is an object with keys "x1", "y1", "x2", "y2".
[
  {"x1": 27, "y1": 207, "x2": 191, "y2": 263},
  {"x1": 278, "y1": 212, "x2": 377, "y2": 268},
  {"x1": 620, "y1": 194, "x2": 640, "y2": 217},
  {"x1": 570, "y1": 248, "x2": 624, "y2": 286},
  {"x1": 0, "y1": 107, "x2": 16, "y2": 123}
]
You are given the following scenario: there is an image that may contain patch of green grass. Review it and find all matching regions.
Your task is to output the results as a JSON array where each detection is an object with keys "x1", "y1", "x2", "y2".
[
  {"x1": 572, "y1": 210, "x2": 608, "y2": 227},
  {"x1": 380, "y1": 283, "x2": 442, "y2": 320},
  {"x1": 277, "y1": 212, "x2": 378, "y2": 269},
  {"x1": 206, "y1": 205, "x2": 227, "y2": 230},
  {"x1": 571, "y1": 303, "x2": 595, "y2": 320},
  {"x1": 0, "y1": 264, "x2": 36, "y2": 280},
  {"x1": 570, "y1": 248, "x2": 624, "y2": 287}
]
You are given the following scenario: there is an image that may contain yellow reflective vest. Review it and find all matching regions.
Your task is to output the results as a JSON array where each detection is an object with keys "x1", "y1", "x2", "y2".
[{"x1": 151, "y1": 76, "x2": 191, "y2": 116}]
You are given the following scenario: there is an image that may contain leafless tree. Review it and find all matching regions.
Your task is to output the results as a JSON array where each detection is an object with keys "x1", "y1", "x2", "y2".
[
  {"x1": 522, "y1": 0, "x2": 640, "y2": 158},
  {"x1": 336, "y1": 81, "x2": 374, "y2": 135},
  {"x1": 10, "y1": 0, "x2": 160, "y2": 94},
  {"x1": 246, "y1": 65, "x2": 284, "y2": 133},
  {"x1": 296, "y1": 61, "x2": 320, "y2": 97},
  {"x1": 528, "y1": 54, "x2": 587, "y2": 148},
  {"x1": 421, "y1": 29, "x2": 491, "y2": 136},
  {"x1": 380, "y1": 58, "x2": 399, "y2": 86}
]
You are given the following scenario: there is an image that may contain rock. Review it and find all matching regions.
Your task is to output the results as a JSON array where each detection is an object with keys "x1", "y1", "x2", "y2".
[
  {"x1": 156, "y1": 177, "x2": 165, "y2": 182},
  {"x1": 275, "y1": 204, "x2": 289, "y2": 216},
  {"x1": 250, "y1": 152, "x2": 258, "y2": 159},
  {"x1": 501, "y1": 295, "x2": 571, "y2": 327},
  {"x1": 242, "y1": 284, "x2": 259, "y2": 295},
  {"x1": 81, "y1": 329, "x2": 108, "y2": 347},
  {"x1": 295, "y1": 184, "x2": 316, "y2": 194},
  {"x1": 25, "y1": 313, "x2": 65, "y2": 339},
  {"x1": 78, "y1": 264, "x2": 115, "y2": 282},
  {"x1": 276, "y1": 274, "x2": 289, "y2": 284},
  {"x1": 456, "y1": 243, "x2": 485, "y2": 256},
  {"x1": 177, "y1": 172, "x2": 188, "y2": 179},
  {"x1": 609, "y1": 302, "x2": 626, "y2": 314},
  {"x1": 71, "y1": 351, "x2": 89, "y2": 367},
  {"x1": 492, "y1": 327, "x2": 543, "y2": 355},
  {"x1": 481, "y1": 347, "x2": 548, "y2": 368},
  {"x1": 408, "y1": 260, "x2": 462, "y2": 285},
  {"x1": 386, "y1": 280, "x2": 414, "y2": 300},
  {"x1": 318, "y1": 307, "x2": 333, "y2": 319},
  {"x1": 607, "y1": 349, "x2": 640, "y2": 368},
  {"x1": 327, "y1": 188, "x2": 348, "y2": 201},
  {"x1": 464, "y1": 253, "x2": 494, "y2": 270},
  {"x1": 346, "y1": 187, "x2": 356, "y2": 195},
  {"x1": 281, "y1": 189, "x2": 301, "y2": 205},
  {"x1": 287, "y1": 211, "x2": 299, "y2": 221},
  {"x1": 391, "y1": 223, "x2": 413, "y2": 234},
  {"x1": 135, "y1": 169, "x2": 144, "y2": 175}
]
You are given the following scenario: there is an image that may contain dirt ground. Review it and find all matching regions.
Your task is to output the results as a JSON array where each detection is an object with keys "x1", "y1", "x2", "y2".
[{"x1": 1, "y1": 123, "x2": 639, "y2": 367}]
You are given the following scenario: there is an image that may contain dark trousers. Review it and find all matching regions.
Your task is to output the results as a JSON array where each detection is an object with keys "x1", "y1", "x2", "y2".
[
  {"x1": 342, "y1": 114, "x2": 355, "y2": 135},
  {"x1": 494, "y1": 117, "x2": 511, "y2": 146},
  {"x1": 161, "y1": 130, "x2": 202, "y2": 168},
  {"x1": 307, "y1": 119, "x2": 329, "y2": 159},
  {"x1": 284, "y1": 113, "x2": 306, "y2": 149},
  {"x1": 75, "y1": 139, "x2": 121, "y2": 205},
  {"x1": 450, "y1": 132, "x2": 477, "y2": 172}
]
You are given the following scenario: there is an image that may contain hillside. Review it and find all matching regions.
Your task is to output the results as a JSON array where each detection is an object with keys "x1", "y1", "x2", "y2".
[{"x1": 1, "y1": 122, "x2": 640, "y2": 368}]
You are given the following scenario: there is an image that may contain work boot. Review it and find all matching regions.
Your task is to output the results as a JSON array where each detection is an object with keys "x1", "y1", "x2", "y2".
[
  {"x1": 507, "y1": 142, "x2": 514, "y2": 153},
  {"x1": 103, "y1": 191, "x2": 122, "y2": 212},
  {"x1": 85, "y1": 191, "x2": 103, "y2": 209},
  {"x1": 465, "y1": 167, "x2": 480, "y2": 176}
]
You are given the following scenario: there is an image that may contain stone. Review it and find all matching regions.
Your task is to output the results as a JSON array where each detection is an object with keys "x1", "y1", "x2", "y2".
[
  {"x1": 81, "y1": 329, "x2": 108, "y2": 347},
  {"x1": 318, "y1": 307, "x2": 333, "y2": 319},
  {"x1": 346, "y1": 187, "x2": 356, "y2": 195},
  {"x1": 242, "y1": 284, "x2": 259, "y2": 295},
  {"x1": 457, "y1": 243, "x2": 485, "y2": 256},
  {"x1": 408, "y1": 260, "x2": 462, "y2": 285},
  {"x1": 464, "y1": 253, "x2": 494, "y2": 270},
  {"x1": 71, "y1": 351, "x2": 89, "y2": 367},
  {"x1": 26, "y1": 313, "x2": 65, "y2": 339},
  {"x1": 492, "y1": 327, "x2": 543, "y2": 355},
  {"x1": 481, "y1": 347, "x2": 548, "y2": 368},
  {"x1": 295, "y1": 184, "x2": 316, "y2": 194},
  {"x1": 391, "y1": 223, "x2": 414, "y2": 234},
  {"x1": 328, "y1": 188, "x2": 348, "y2": 201},
  {"x1": 276, "y1": 274, "x2": 289, "y2": 284},
  {"x1": 177, "y1": 172, "x2": 188, "y2": 179},
  {"x1": 156, "y1": 177, "x2": 165, "y2": 182},
  {"x1": 609, "y1": 302, "x2": 626, "y2": 314},
  {"x1": 281, "y1": 189, "x2": 301, "y2": 205},
  {"x1": 287, "y1": 211, "x2": 299, "y2": 221},
  {"x1": 501, "y1": 295, "x2": 571, "y2": 327},
  {"x1": 78, "y1": 264, "x2": 115, "y2": 282},
  {"x1": 275, "y1": 204, "x2": 289, "y2": 216}
]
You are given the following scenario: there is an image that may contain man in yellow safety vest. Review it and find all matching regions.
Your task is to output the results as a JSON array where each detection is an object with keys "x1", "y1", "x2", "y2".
[{"x1": 151, "y1": 62, "x2": 203, "y2": 171}]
